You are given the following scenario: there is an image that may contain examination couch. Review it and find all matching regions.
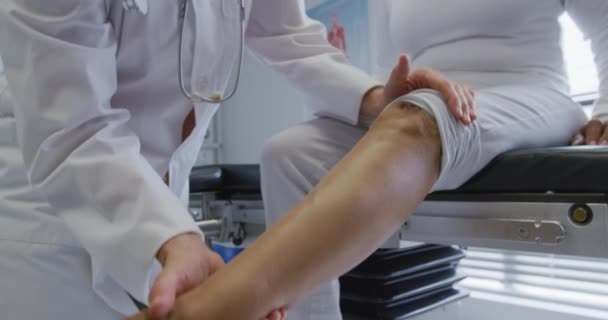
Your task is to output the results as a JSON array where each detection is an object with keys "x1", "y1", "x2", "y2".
[
  {"x1": 188, "y1": 146, "x2": 608, "y2": 319},
  {"x1": 190, "y1": 146, "x2": 608, "y2": 259}
]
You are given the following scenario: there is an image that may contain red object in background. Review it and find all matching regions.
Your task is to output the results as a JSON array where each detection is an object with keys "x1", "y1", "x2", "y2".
[{"x1": 327, "y1": 14, "x2": 347, "y2": 53}]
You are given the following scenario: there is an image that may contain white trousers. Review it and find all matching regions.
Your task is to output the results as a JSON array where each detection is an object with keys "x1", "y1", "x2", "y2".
[{"x1": 260, "y1": 86, "x2": 587, "y2": 320}]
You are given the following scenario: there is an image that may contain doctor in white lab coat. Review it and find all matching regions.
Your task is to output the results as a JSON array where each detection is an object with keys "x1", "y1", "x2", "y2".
[{"x1": 0, "y1": 1, "x2": 473, "y2": 319}]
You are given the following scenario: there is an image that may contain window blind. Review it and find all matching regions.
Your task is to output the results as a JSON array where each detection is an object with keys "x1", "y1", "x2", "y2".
[{"x1": 458, "y1": 248, "x2": 608, "y2": 319}]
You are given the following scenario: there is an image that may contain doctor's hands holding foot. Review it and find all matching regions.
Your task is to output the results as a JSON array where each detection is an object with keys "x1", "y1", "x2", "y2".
[
  {"x1": 133, "y1": 232, "x2": 286, "y2": 320},
  {"x1": 148, "y1": 233, "x2": 225, "y2": 319},
  {"x1": 361, "y1": 54, "x2": 476, "y2": 125}
]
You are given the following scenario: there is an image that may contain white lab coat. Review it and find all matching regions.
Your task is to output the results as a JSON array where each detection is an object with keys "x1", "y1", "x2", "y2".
[{"x1": 0, "y1": 0, "x2": 378, "y2": 317}]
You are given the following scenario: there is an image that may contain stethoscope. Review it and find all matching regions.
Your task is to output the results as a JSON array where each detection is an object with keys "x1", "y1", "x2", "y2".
[{"x1": 121, "y1": 0, "x2": 245, "y2": 103}]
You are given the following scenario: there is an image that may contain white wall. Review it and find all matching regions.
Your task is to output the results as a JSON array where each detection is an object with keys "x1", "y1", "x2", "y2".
[
  {"x1": 219, "y1": 49, "x2": 309, "y2": 164},
  {"x1": 218, "y1": 0, "x2": 346, "y2": 164}
]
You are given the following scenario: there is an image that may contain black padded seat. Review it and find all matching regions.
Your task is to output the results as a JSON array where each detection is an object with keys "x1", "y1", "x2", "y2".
[
  {"x1": 190, "y1": 164, "x2": 261, "y2": 193},
  {"x1": 190, "y1": 146, "x2": 608, "y2": 195},
  {"x1": 451, "y1": 146, "x2": 608, "y2": 194}
]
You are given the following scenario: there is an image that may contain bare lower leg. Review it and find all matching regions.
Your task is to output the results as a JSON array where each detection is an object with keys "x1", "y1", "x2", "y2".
[{"x1": 172, "y1": 103, "x2": 442, "y2": 320}]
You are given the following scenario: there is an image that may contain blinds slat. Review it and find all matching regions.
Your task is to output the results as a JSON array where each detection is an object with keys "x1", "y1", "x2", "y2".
[
  {"x1": 459, "y1": 267, "x2": 608, "y2": 295},
  {"x1": 459, "y1": 247, "x2": 608, "y2": 317}
]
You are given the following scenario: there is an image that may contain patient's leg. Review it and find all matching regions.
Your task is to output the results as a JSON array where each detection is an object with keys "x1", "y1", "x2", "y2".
[
  {"x1": 165, "y1": 86, "x2": 586, "y2": 320},
  {"x1": 169, "y1": 102, "x2": 442, "y2": 319},
  {"x1": 259, "y1": 107, "x2": 436, "y2": 319}
]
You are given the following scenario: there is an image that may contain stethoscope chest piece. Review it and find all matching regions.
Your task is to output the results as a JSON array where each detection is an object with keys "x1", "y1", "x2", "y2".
[{"x1": 122, "y1": 0, "x2": 149, "y2": 16}]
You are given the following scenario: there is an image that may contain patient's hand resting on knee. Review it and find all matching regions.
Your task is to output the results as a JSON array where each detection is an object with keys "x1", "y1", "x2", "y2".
[
  {"x1": 571, "y1": 119, "x2": 608, "y2": 145},
  {"x1": 361, "y1": 54, "x2": 476, "y2": 125}
]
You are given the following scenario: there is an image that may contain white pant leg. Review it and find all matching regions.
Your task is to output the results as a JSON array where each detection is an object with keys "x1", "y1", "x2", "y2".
[
  {"x1": 0, "y1": 239, "x2": 126, "y2": 320},
  {"x1": 261, "y1": 117, "x2": 366, "y2": 320},
  {"x1": 399, "y1": 86, "x2": 588, "y2": 191}
]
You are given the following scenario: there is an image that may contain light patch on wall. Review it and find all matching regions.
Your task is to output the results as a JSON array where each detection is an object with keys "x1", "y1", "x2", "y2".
[{"x1": 560, "y1": 13, "x2": 599, "y2": 97}]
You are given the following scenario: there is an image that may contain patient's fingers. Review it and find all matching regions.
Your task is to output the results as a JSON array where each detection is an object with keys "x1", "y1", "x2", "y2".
[
  {"x1": 455, "y1": 85, "x2": 472, "y2": 124},
  {"x1": 465, "y1": 87, "x2": 477, "y2": 120},
  {"x1": 454, "y1": 85, "x2": 468, "y2": 124},
  {"x1": 441, "y1": 82, "x2": 464, "y2": 123},
  {"x1": 570, "y1": 131, "x2": 584, "y2": 146},
  {"x1": 405, "y1": 66, "x2": 475, "y2": 125},
  {"x1": 422, "y1": 69, "x2": 470, "y2": 125},
  {"x1": 584, "y1": 119, "x2": 603, "y2": 145},
  {"x1": 599, "y1": 126, "x2": 608, "y2": 145}
]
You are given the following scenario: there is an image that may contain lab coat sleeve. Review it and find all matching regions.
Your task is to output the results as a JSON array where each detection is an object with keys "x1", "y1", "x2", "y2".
[
  {"x1": 245, "y1": 0, "x2": 382, "y2": 125},
  {"x1": 566, "y1": 0, "x2": 608, "y2": 122},
  {"x1": 0, "y1": 0, "x2": 202, "y2": 312}
]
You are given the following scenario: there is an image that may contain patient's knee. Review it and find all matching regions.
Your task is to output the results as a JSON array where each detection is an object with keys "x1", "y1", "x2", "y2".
[{"x1": 372, "y1": 101, "x2": 441, "y2": 147}]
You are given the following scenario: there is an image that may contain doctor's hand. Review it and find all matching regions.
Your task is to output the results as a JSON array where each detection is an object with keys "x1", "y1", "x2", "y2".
[
  {"x1": 361, "y1": 54, "x2": 476, "y2": 125},
  {"x1": 148, "y1": 233, "x2": 225, "y2": 319},
  {"x1": 143, "y1": 233, "x2": 286, "y2": 320},
  {"x1": 571, "y1": 119, "x2": 608, "y2": 145}
]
